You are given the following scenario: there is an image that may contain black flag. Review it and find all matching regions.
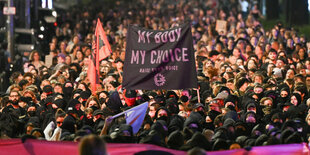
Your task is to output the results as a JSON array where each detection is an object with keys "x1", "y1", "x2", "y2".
[{"x1": 122, "y1": 23, "x2": 198, "y2": 90}]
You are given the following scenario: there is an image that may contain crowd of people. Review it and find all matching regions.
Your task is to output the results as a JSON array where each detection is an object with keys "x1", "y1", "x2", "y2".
[{"x1": 1, "y1": 0, "x2": 310, "y2": 152}]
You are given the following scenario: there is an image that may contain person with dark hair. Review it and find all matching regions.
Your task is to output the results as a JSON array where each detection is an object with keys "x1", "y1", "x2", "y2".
[
  {"x1": 44, "y1": 109, "x2": 66, "y2": 141},
  {"x1": 187, "y1": 147, "x2": 206, "y2": 155},
  {"x1": 2, "y1": 1, "x2": 310, "y2": 154}
]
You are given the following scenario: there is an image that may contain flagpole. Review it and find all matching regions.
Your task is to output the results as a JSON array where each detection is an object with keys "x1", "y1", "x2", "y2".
[
  {"x1": 111, "y1": 102, "x2": 149, "y2": 119},
  {"x1": 117, "y1": 69, "x2": 123, "y2": 82},
  {"x1": 196, "y1": 88, "x2": 200, "y2": 103}
]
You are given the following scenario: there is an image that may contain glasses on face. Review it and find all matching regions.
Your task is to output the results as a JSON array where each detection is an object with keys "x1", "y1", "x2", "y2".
[
  {"x1": 10, "y1": 95, "x2": 19, "y2": 97},
  {"x1": 210, "y1": 100, "x2": 218, "y2": 104},
  {"x1": 56, "y1": 121, "x2": 63, "y2": 125}
]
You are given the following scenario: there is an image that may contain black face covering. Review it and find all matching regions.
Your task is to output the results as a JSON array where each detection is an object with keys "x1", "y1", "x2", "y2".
[
  {"x1": 227, "y1": 105, "x2": 235, "y2": 111},
  {"x1": 227, "y1": 128, "x2": 236, "y2": 140},
  {"x1": 235, "y1": 127, "x2": 247, "y2": 137},
  {"x1": 156, "y1": 116, "x2": 168, "y2": 123},
  {"x1": 90, "y1": 105, "x2": 99, "y2": 112},
  {"x1": 28, "y1": 111, "x2": 36, "y2": 117},
  {"x1": 279, "y1": 96, "x2": 289, "y2": 104},
  {"x1": 25, "y1": 97, "x2": 33, "y2": 103},
  {"x1": 197, "y1": 111, "x2": 205, "y2": 117},
  {"x1": 254, "y1": 92, "x2": 264, "y2": 101},
  {"x1": 82, "y1": 101, "x2": 87, "y2": 107},
  {"x1": 63, "y1": 87, "x2": 74, "y2": 96},
  {"x1": 246, "y1": 122, "x2": 256, "y2": 130},
  {"x1": 11, "y1": 100, "x2": 19, "y2": 105},
  {"x1": 272, "y1": 122, "x2": 282, "y2": 129},
  {"x1": 99, "y1": 98, "x2": 106, "y2": 104},
  {"x1": 204, "y1": 122, "x2": 215, "y2": 130}
]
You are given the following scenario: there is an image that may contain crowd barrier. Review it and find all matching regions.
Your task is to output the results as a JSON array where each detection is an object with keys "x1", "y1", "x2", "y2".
[{"x1": 0, "y1": 139, "x2": 308, "y2": 155}]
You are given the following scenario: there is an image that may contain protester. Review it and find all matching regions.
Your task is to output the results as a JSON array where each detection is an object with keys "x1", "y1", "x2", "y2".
[
  {"x1": 79, "y1": 134, "x2": 107, "y2": 155},
  {"x1": 0, "y1": 0, "x2": 310, "y2": 153}
]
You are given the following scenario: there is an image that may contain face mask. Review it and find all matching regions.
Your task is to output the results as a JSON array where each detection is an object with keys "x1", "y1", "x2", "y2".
[
  {"x1": 99, "y1": 98, "x2": 106, "y2": 104},
  {"x1": 272, "y1": 122, "x2": 282, "y2": 128},
  {"x1": 204, "y1": 122, "x2": 214, "y2": 130},
  {"x1": 28, "y1": 111, "x2": 36, "y2": 117},
  {"x1": 235, "y1": 127, "x2": 246, "y2": 137},
  {"x1": 255, "y1": 93, "x2": 264, "y2": 100},
  {"x1": 279, "y1": 96, "x2": 289, "y2": 103},
  {"x1": 82, "y1": 101, "x2": 86, "y2": 107},
  {"x1": 90, "y1": 105, "x2": 98, "y2": 112},
  {"x1": 156, "y1": 116, "x2": 168, "y2": 123},
  {"x1": 25, "y1": 97, "x2": 33, "y2": 102},
  {"x1": 11, "y1": 100, "x2": 19, "y2": 105},
  {"x1": 197, "y1": 111, "x2": 205, "y2": 117},
  {"x1": 246, "y1": 122, "x2": 256, "y2": 129},
  {"x1": 227, "y1": 105, "x2": 235, "y2": 111},
  {"x1": 63, "y1": 87, "x2": 73, "y2": 95}
]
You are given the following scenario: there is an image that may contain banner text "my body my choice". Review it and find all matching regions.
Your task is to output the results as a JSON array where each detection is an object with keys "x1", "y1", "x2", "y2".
[{"x1": 130, "y1": 28, "x2": 189, "y2": 65}]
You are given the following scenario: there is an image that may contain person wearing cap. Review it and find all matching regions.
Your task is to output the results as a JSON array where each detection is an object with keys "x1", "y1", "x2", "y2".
[
  {"x1": 193, "y1": 103, "x2": 205, "y2": 116},
  {"x1": 208, "y1": 100, "x2": 221, "y2": 113},
  {"x1": 224, "y1": 94, "x2": 239, "y2": 112},
  {"x1": 42, "y1": 85, "x2": 54, "y2": 97},
  {"x1": 61, "y1": 106, "x2": 79, "y2": 135},
  {"x1": 123, "y1": 89, "x2": 137, "y2": 107},
  {"x1": 214, "y1": 89, "x2": 229, "y2": 107},
  {"x1": 92, "y1": 109, "x2": 105, "y2": 133}
]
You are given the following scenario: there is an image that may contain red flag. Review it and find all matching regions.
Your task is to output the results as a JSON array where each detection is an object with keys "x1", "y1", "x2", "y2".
[
  {"x1": 87, "y1": 54, "x2": 98, "y2": 94},
  {"x1": 88, "y1": 19, "x2": 112, "y2": 94},
  {"x1": 95, "y1": 19, "x2": 112, "y2": 61}
]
